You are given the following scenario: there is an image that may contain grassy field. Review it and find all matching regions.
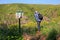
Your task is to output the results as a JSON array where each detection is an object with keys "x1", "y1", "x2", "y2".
[{"x1": 0, "y1": 4, "x2": 60, "y2": 40}]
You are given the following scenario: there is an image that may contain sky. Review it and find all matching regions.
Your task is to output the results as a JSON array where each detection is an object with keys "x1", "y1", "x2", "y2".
[{"x1": 0, "y1": 0, "x2": 60, "y2": 4}]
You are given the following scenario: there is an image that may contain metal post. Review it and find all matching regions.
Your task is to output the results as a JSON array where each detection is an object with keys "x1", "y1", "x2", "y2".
[{"x1": 19, "y1": 18, "x2": 21, "y2": 33}]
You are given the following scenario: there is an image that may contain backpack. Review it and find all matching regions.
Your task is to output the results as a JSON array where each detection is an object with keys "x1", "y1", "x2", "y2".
[{"x1": 38, "y1": 13, "x2": 43, "y2": 20}]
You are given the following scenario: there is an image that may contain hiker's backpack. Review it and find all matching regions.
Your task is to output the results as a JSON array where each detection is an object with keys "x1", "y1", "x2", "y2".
[{"x1": 38, "y1": 13, "x2": 43, "y2": 20}]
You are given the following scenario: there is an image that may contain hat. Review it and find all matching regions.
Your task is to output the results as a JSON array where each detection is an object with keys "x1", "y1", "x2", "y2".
[{"x1": 35, "y1": 11, "x2": 38, "y2": 13}]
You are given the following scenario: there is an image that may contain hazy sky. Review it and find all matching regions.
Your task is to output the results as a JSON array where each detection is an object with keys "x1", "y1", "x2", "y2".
[{"x1": 0, "y1": 0, "x2": 60, "y2": 4}]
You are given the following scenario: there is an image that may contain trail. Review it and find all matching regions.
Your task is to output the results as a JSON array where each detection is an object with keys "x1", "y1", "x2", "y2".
[{"x1": 23, "y1": 31, "x2": 46, "y2": 40}]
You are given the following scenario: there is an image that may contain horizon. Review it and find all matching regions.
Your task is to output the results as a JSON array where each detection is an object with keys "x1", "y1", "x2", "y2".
[
  {"x1": 0, "y1": 3, "x2": 60, "y2": 5},
  {"x1": 0, "y1": 0, "x2": 60, "y2": 5}
]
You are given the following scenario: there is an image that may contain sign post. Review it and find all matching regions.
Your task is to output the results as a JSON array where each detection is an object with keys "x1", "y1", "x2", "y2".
[{"x1": 16, "y1": 10, "x2": 23, "y2": 33}]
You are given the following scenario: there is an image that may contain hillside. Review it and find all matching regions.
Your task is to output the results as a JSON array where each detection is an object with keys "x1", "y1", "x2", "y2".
[
  {"x1": 0, "y1": 4, "x2": 60, "y2": 40},
  {"x1": 0, "y1": 4, "x2": 60, "y2": 25}
]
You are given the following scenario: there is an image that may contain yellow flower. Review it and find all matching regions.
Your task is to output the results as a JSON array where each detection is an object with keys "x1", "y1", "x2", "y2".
[{"x1": 22, "y1": 21, "x2": 36, "y2": 28}]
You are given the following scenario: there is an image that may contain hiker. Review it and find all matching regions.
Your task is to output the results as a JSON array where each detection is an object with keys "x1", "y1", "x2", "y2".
[{"x1": 34, "y1": 11, "x2": 43, "y2": 31}]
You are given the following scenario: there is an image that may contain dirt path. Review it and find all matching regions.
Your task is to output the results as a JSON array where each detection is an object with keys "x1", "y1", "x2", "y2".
[{"x1": 23, "y1": 31, "x2": 46, "y2": 40}]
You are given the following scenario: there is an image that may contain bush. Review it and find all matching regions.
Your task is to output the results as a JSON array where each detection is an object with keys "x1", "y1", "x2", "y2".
[
  {"x1": 0, "y1": 24, "x2": 23, "y2": 40},
  {"x1": 46, "y1": 28, "x2": 58, "y2": 40}
]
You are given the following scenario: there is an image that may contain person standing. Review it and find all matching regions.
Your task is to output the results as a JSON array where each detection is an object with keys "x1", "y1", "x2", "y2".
[{"x1": 34, "y1": 11, "x2": 43, "y2": 31}]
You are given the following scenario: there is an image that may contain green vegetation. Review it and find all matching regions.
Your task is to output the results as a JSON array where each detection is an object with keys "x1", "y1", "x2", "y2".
[
  {"x1": 46, "y1": 28, "x2": 57, "y2": 40},
  {"x1": 0, "y1": 4, "x2": 60, "y2": 40}
]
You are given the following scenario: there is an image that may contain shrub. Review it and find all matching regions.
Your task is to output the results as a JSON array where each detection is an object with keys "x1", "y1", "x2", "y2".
[
  {"x1": 0, "y1": 24, "x2": 23, "y2": 40},
  {"x1": 46, "y1": 28, "x2": 58, "y2": 40}
]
